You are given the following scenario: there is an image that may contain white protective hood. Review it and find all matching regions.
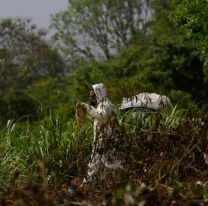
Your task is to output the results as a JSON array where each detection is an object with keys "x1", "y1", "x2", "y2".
[
  {"x1": 92, "y1": 83, "x2": 107, "y2": 104},
  {"x1": 121, "y1": 92, "x2": 172, "y2": 110}
]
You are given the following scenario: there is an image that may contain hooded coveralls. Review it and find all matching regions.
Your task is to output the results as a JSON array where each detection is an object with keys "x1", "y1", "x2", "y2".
[{"x1": 83, "y1": 83, "x2": 121, "y2": 182}]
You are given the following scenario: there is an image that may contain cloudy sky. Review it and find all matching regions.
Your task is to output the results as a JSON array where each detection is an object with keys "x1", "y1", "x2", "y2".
[{"x1": 0, "y1": 0, "x2": 68, "y2": 35}]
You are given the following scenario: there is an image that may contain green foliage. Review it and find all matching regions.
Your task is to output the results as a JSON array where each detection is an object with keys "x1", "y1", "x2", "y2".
[
  {"x1": 120, "y1": 105, "x2": 185, "y2": 133},
  {"x1": 173, "y1": 0, "x2": 208, "y2": 80},
  {"x1": 169, "y1": 90, "x2": 198, "y2": 111},
  {"x1": 1, "y1": 0, "x2": 208, "y2": 204},
  {"x1": 49, "y1": 0, "x2": 206, "y2": 115},
  {"x1": 0, "y1": 113, "x2": 93, "y2": 193},
  {"x1": 131, "y1": 0, "x2": 208, "y2": 110},
  {"x1": 1, "y1": 0, "x2": 207, "y2": 121},
  {"x1": 0, "y1": 89, "x2": 38, "y2": 122},
  {"x1": 0, "y1": 18, "x2": 65, "y2": 122},
  {"x1": 173, "y1": 0, "x2": 208, "y2": 40},
  {"x1": 1, "y1": 107, "x2": 208, "y2": 205}
]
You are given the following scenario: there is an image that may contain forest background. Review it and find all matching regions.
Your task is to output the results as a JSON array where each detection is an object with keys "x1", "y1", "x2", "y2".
[{"x1": 1, "y1": 0, "x2": 208, "y2": 123}]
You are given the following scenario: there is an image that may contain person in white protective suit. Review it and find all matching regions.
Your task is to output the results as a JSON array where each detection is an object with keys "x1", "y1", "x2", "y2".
[{"x1": 79, "y1": 83, "x2": 122, "y2": 182}]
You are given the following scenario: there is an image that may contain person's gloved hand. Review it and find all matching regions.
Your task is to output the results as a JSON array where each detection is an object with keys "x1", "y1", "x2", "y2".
[
  {"x1": 76, "y1": 102, "x2": 89, "y2": 110},
  {"x1": 79, "y1": 102, "x2": 90, "y2": 110}
]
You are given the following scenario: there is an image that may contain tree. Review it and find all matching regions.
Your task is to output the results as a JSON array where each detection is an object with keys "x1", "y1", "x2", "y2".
[
  {"x1": 0, "y1": 18, "x2": 65, "y2": 91},
  {"x1": 0, "y1": 18, "x2": 65, "y2": 121},
  {"x1": 50, "y1": 0, "x2": 152, "y2": 68},
  {"x1": 173, "y1": 0, "x2": 208, "y2": 81},
  {"x1": 133, "y1": 0, "x2": 208, "y2": 110}
]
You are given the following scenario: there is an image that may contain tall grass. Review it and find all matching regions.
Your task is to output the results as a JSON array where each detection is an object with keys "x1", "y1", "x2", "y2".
[
  {"x1": 0, "y1": 112, "x2": 93, "y2": 195},
  {"x1": 0, "y1": 105, "x2": 208, "y2": 203}
]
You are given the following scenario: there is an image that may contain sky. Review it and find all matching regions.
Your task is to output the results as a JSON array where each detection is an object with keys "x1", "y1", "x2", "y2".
[{"x1": 0, "y1": 0, "x2": 68, "y2": 36}]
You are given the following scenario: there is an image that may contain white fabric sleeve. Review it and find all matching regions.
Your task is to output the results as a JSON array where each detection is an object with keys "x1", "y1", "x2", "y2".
[{"x1": 88, "y1": 106, "x2": 108, "y2": 122}]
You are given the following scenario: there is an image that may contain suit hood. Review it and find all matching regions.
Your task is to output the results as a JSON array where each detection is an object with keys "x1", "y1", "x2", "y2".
[{"x1": 92, "y1": 83, "x2": 107, "y2": 104}]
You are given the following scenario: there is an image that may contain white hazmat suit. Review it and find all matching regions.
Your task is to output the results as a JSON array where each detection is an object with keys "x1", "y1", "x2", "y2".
[{"x1": 82, "y1": 83, "x2": 121, "y2": 182}]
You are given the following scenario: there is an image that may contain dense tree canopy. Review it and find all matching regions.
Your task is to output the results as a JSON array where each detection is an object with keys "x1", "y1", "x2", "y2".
[{"x1": 173, "y1": 0, "x2": 208, "y2": 81}]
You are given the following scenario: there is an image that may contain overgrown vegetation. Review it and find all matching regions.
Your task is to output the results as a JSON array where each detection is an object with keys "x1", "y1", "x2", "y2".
[
  {"x1": 0, "y1": 108, "x2": 208, "y2": 205},
  {"x1": 1, "y1": 0, "x2": 208, "y2": 205}
]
